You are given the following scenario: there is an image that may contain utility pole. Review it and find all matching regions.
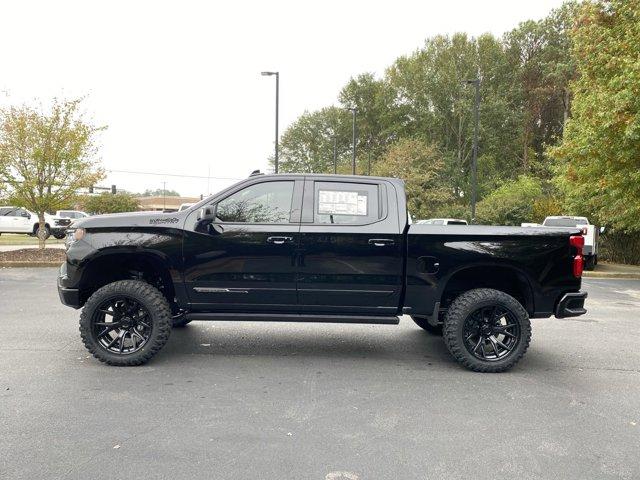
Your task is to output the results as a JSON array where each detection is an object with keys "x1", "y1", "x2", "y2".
[
  {"x1": 465, "y1": 78, "x2": 480, "y2": 223},
  {"x1": 261, "y1": 71, "x2": 279, "y2": 173},
  {"x1": 162, "y1": 181, "x2": 166, "y2": 211},
  {"x1": 347, "y1": 107, "x2": 357, "y2": 174}
]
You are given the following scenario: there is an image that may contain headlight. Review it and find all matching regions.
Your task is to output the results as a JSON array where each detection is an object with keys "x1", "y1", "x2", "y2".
[{"x1": 65, "y1": 228, "x2": 85, "y2": 249}]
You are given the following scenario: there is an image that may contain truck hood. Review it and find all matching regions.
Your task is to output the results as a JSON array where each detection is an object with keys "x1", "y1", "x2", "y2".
[{"x1": 74, "y1": 211, "x2": 188, "y2": 229}]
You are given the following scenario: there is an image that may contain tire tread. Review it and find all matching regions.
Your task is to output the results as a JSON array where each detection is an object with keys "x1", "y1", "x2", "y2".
[{"x1": 442, "y1": 288, "x2": 531, "y2": 373}]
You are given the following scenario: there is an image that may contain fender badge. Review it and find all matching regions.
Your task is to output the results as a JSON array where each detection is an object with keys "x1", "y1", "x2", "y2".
[{"x1": 149, "y1": 217, "x2": 179, "y2": 225}]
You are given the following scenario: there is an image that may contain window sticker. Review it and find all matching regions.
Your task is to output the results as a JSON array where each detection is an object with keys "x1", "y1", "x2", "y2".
[{"x1": 318, "y1": 190, "x2": 368, "y2": 216}]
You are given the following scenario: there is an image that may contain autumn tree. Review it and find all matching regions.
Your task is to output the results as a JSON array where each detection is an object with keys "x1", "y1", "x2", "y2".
[
  {"x1": 0, "y1": 98, "x2": 105, "y2": 248},
  {"x1": 551, "y1": 0, "x2": 640, "y2": 233},
  {"x1": 373, "y1": 138, "x2": 456, "y2": 219}
]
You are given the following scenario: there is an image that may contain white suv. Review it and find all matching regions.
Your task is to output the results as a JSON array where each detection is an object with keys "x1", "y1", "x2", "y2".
[{"x1": 0, "y1": 207, "x2": 55, "y2": 239}]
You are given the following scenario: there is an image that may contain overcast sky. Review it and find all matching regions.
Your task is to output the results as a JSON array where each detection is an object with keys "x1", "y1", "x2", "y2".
[{"x1": 1, "y1": 0, "x2": 564, "y2": 197}]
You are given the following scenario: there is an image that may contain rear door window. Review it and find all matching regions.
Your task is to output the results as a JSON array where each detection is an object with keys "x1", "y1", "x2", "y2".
[{"x1": 313, "y1": 182, "x2": 380, "y2": 225}]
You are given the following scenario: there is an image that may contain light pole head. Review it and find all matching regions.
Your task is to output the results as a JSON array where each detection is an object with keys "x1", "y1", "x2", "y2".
[{"x1": 261, "y1": 71, "x2": 277, "y2": 76}]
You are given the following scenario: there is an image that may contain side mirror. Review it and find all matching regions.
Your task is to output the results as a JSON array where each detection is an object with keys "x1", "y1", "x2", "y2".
[
  {"x1": 21, "y1": 212, "x2": 30, "y2": 219},
  {"x1": 198, "y1": 206, "x2": 215, "y2": 221},
  {"x1": 599, "y1": 226, "x2": 606, "y2": 234}
]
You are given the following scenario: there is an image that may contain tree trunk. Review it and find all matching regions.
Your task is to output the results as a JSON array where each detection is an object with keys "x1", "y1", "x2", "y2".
[
  {"x1": 562, "y1": 87, "x2": 571, "y2": 131},
  {"x1": 37, "y1": 212, "x2": 47, "y2": 250}
]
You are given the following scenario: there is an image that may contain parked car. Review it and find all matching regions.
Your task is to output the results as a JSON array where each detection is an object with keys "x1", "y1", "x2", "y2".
[
  {"x1": 416, "y1": 218, "x2": 468, "y2": 225},
  {"x1": 542, "y1": 216, "x2": 602, "y2": 270},
  {"x1": 57, "y1": 173, "x2": 587, "y2": 372},
  {"x1": 51, "y1": 210, "x2": 89, "y2": 239},
  {"x1": 0, "y1": 206, "x2": 54, "y2": 239}
]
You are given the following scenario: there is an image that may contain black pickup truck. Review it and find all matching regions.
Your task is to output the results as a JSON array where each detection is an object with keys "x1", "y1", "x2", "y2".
[{"x1": 58, "y1": 173, "x2": 587, "y2": 372}]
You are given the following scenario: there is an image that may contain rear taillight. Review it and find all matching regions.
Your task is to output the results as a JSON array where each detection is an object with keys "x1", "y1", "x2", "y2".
[
  {"x1": 570, "y1": 235, "x2": 584, "y2": 278},
  {"x1": 581, "y1": 227, "x2": 588, "y2": 235}
]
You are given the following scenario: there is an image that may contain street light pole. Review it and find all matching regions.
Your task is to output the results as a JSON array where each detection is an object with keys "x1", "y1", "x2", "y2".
[
  {"x1": 347, "y1": 107, "x2": 357, "y2": 174},
  {"x1": 333, "y1": 135, "x2": 337, "y2": 174},
  {"x1": 261, "y1": 71, "x2": 280, "y2": 173},
  {"x1": 465, "y1": 78, "x2": 480, "y2": 223}
]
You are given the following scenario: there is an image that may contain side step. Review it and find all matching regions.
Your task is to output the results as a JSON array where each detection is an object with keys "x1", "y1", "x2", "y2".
[{"x1": 184, "y1": 312, "x2": 400, "y2": 325}]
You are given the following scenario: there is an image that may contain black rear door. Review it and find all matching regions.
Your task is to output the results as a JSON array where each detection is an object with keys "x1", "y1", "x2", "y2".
[{"x1": 297, "y1": 178, "x2": 404, "y2": 315}]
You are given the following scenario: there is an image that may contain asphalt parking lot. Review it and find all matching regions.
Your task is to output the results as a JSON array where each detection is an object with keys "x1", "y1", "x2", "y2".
[{"x1": 1, "y1": 268, "x2": 639, "y2": 480}]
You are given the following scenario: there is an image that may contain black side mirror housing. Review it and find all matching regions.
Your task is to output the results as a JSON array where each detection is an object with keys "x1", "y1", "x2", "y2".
[{"x1": 198, "y1": 206, "x2": 215, "y2": 221}]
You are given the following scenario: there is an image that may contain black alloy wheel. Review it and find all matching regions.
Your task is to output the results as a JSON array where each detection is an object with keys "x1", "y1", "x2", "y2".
[
  {"x1": 92, "y1": 296, "x2": 153, "y2": 355},
  {"x1": 462, "y1": 305, "x2": 521, "y2": 361}
]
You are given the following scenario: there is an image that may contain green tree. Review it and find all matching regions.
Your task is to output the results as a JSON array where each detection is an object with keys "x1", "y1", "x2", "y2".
[
  {"x1": 504, "y1": 2, "x2": 578, "y2": 176},
  {"x1": 372, "y1": 138, "x2": 456, "y2": 219},
  {"x1": 82, "y1": 192, "x2": 140, "y2": 214},
  {"x1": 551, "y1": 0, "x2": 640, "y2": 232},
  {"x1": 278, "y1": 106, "x2": 352, "y2": 173},
  {"x1": 475, "y1": 175, "x2": 543, "y2": 225},
  {"x1": 0, "y1": 98, "x2": 105, "y2": 248}
]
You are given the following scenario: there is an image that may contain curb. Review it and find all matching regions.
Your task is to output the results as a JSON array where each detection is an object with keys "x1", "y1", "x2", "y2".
[
  {"x1": 583, "y1": 272, "x2": 640, "y2": 280},
  {"x1": 0, "y1": 262, "x2": 61, "y2": 268}
]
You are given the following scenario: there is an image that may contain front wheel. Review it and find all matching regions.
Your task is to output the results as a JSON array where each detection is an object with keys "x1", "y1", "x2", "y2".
[
  {"x1": 33, "y1": 224, "x2": 50, "y2": 240},
  {"x1": 53, "y1": 232, "x2": 66, "y2": 240},
  {"x1": 79, "y1": 280, "x2": 172, "y2": 366},
  {"x1": 443, "y1": 288, "x2": 531, "y2": 373}
]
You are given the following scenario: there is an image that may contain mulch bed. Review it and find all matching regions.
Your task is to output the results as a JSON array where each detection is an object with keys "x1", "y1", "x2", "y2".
[{"x1": 0, "y1": 248, "x2": 65, "y2": 263}]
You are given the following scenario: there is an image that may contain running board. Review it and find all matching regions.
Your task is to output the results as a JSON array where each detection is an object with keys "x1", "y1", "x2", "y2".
[{"x1": 184, "y1": 312, "x2": 400, "y2": 325}]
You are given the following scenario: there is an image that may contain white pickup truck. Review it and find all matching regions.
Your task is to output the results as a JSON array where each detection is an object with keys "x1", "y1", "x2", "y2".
[
  {"x1": 541, "y1": 216, "x2": 603, "y2": 270},
  {"x1": 0, "y1": 207, "x2": 55, "y2": 239}
]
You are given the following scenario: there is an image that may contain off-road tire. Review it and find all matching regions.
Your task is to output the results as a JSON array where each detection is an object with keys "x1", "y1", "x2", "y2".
[
  {"x1": 410, "y1": 315, "x2": 443, "y2": 335},
  {"x1": 171, "y1": 316, "x2": 192, "y2": 328},
  {"x1": 33, "y1": 224, "x2": 50, "y2": 240},
  {"x1": 79, "y1": 280, "x2": 172, "y2": 366},
  {"x1": 443, "y1": 288, "x2": 531, "y2": 373}
]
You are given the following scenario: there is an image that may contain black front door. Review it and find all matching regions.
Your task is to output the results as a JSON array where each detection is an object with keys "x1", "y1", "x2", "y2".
[
  {"x1": 183, "y1": 178, "x2": 303, "y2": 312},
  {"x1": 297, "y1": 179, "x2": 404, "y2": 315}
]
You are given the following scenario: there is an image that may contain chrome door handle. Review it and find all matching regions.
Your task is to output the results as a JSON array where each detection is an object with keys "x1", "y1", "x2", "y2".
[
  {"x1": 267, "y1": 236, "x2": 294, "y2": 245},
  {"x1": 368, "y1": 238, "x2": 395, "y2": 247}
]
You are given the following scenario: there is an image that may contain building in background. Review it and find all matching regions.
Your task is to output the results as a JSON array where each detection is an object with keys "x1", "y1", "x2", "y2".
[{"x1": 136, "y1": 196, "x2": 200, "y2": 212}]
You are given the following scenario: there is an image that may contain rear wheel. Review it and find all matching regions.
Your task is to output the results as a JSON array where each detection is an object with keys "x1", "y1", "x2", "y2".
[
  {"x1": 410, "y1": 315, "x2": 443, "y2": 335},
  {"x1": 443, "y1": 288, "x2": 531, "y2": 373},
  {"x1": 79, "y1": 280, "x2": 172, "y2": 366},
  {"x1": 584, "y1": 255, "x2": 596, "y2": 271}
]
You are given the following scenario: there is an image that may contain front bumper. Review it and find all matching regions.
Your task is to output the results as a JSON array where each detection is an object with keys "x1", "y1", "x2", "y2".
[
  {"x1": 555, "y1": 291, "x2": 588, "y2": 318},
  {"x1": 57, "y1": 263, "x2": 81, "y2": 309}
]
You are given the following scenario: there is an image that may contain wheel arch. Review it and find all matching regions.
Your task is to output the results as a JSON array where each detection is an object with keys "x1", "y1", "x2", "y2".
[
  {"x1": 78, "y1": 250, "x2": 178, "y2": 308},
  {"x1": 438, "y1": 263, "x2": 535, "y2": 315}
]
